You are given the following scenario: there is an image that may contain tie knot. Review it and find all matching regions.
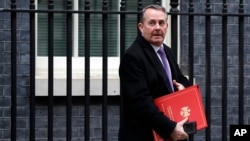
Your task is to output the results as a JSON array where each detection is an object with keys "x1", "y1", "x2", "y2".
[{"x1": 158, "y1": 47, "x2": 165, "y2": 55}]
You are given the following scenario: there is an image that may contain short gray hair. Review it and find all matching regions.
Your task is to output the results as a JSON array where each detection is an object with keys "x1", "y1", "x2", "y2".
[{"x1": 140, "y1": 4, "x2": 168, "y2": 23}]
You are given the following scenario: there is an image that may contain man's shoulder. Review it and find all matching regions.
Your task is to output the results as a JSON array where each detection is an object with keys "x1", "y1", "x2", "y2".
[
  {"x1": 125, "y1": 41, "x2": 143, "y2": 54},
  {"x1": 163, "y1": 44, "x2": 172, "y2": 50},
  {"x1": 127, "y1": 36, "x2": 151, "y2": 52}
]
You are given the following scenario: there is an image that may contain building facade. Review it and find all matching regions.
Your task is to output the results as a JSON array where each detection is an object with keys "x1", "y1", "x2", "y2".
[{"x1": 1, "y1": 0, "x2": 250, "y2": 141}]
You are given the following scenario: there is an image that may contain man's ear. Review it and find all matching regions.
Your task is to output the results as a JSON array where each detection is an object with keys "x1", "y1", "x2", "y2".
[{"x1": 138, "y1": 23, "x2": 143, "y2": 33}]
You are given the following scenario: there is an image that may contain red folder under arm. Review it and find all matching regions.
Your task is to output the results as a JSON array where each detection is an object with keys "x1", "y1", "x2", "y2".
[{"x1": 153, "y1": 85, "x2": 207, "y2": 141}]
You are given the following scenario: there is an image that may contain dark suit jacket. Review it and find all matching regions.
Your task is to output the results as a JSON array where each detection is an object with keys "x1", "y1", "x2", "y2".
[{"x1": 119, "y1": 34, "x2": 191, "y2": 141}]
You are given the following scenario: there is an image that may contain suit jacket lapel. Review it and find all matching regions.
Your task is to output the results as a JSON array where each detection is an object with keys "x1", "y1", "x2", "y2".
[
  {"x1": 164, "y1": 46, "x2": 177, "y2": 80},
  {"x1": 143, "y1": 43, "x2": 174, "y2": 93}
]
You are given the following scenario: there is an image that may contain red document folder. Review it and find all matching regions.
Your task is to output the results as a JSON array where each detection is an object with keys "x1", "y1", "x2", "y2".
[{"x1": 153, "y1": 85, "x2": 207, "y2": 141}]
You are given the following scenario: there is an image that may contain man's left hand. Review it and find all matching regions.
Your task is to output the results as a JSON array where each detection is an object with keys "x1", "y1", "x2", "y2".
[{"x1": 173, "y1": 80, "x2": 185, "y2": 90}]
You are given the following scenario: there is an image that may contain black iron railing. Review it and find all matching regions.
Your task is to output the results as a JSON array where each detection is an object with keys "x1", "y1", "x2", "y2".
[{"x1": 1, "y1": 0, "x2": 249, "y2": 141}]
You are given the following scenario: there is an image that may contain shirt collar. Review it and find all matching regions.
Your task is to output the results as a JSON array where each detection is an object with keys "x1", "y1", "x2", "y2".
[{"x1": 151, "y1": 44, "x2": 163, "y2": 53}]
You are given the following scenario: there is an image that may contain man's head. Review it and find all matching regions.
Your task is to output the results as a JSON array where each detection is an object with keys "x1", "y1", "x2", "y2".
[{"x1": 138, "y1": 5, "x2": 168, "y2": 47}]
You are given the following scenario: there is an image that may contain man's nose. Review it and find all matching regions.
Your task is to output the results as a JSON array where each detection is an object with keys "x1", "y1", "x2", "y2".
[
  {"x1": 155, "y1": 23, "x2": 160, "y2": 28},
  {"x1": 155, "y1": 23, "x2": 161, "y2": 29}
]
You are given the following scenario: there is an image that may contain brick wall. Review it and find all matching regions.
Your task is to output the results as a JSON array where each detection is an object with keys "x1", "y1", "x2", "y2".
[
  {"x1": 1, "y1": 0, "x2": 250, "y2": 141},
  {"x1": 180, "y1": 1, "x2": 250, "y2": 141}
]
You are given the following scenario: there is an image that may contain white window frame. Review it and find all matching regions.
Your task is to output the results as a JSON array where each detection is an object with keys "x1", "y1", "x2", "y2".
[{"x1": 35, "y1": 1, "x2": 174, "y2": 96}]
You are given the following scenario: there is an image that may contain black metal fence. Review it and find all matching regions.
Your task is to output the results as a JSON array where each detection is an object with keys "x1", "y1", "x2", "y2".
[{"x1": 2, "y1": 0, "x2": 250, "y2": 141}]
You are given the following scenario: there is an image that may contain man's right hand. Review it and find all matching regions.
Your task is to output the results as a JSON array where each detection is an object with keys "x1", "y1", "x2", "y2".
[{"x1": 170, "y1": 117, "x2": 189, "y2": 141}]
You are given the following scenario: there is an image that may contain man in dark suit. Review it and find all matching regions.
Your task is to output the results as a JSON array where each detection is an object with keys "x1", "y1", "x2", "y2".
[{"x1": 119, "y1": 4, "x2": 192, "y2": 141}]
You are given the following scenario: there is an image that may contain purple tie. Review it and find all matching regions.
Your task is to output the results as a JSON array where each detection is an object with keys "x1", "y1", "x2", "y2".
[{"x1": 158, "y1": 47, "x2": 174, "y2": 91}]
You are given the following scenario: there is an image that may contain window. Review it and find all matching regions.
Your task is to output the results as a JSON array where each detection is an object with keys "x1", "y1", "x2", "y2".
[
  {"x1": 35, "y1": 0, "x2": 172, "y2": 96},
  {"x1": 38, "y1": 0, "x2": 119, "y2": 57}
]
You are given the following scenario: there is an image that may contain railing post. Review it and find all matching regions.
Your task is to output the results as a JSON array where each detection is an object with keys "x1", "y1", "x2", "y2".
[
  {"x1": 48, "y1": 0, "x2": 54, "y2": 140},
  {"x1": 238, "y1": 0, "x2": 244, "y2": 125},
  {"x1": 119, "y1": 0, "x2": 126, "y2": 57},
  {"x1": 221, "y1": 1, "x2": 228, "y2": 141},
  {"x1": 170, "y1": 0, "x2": 179, "y2": 61},
  {"x1": 154, "y1": 0, "x2": 161, "y2": 5},
  {"x1": 119, "y1": 1, "x2": 126, "y2": 129},
  {"x1": 188, "y1": 1, "x2": 195, "y2": 141},
  {"x1": 84, "y1": 1, "x2": 91, "y2": 141},
  {"x1": 10, "y1": 0, "x2": 17, "y2": 141},
  {"x1": 188, "y1": 0, "x2": 194, "y2": 84},
  {"x1": 66, "y1": 0, "x2": 73, "y2": 141},
  {"x1": 102, "y1": 1, "x2": 108, "y2": 141},
  {"x1": 29, "y1": 0, "x2": 36, "y2": 141},
  {"x1": 205, "y1": 1, "x2": 211, "y2": 141},
  {"x1": 137, "y1": 0, "x2": 143, "y2": 34}
]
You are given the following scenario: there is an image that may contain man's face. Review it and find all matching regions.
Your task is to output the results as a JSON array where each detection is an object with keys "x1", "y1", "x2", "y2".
[{"x1": 138, "y1": 9, "x2": 168, "y2": 46}]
